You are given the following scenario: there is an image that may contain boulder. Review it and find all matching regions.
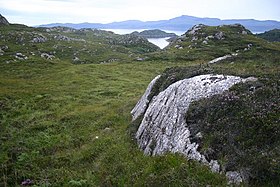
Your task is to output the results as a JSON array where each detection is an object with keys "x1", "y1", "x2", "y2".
[
  {"x1": 131, "y1": 74, "x2": 257, "y2": 183},
  {"x1": 41, "y1": 53, "x2": 55, "y2": 60},
  {"x1": 214, "y1": 31, "x2": 225, "y2": 40},
  {"x1": 208, "y1": 54, "x2": 233, "y2": 64},
  {"x1": 15, "y1": 53, "x2": 28, "y2": 60},
  {"x1": 131, "y1": 75, "x2": 161, "y2": 121}
]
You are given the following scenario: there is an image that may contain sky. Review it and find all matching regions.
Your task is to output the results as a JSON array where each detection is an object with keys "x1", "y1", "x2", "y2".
[{"x1": 0, "y1": 0, "x2": 279, "y2": 26}]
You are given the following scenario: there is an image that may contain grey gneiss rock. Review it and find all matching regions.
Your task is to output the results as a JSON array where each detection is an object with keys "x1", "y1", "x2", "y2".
[
  {"x1": 0, "y1": 14, "x2": 9, "y2": 25},
  {"x1": 31, "y1": 34, "x2": 48, "y2": 43},
  {"x1": 41, "y1": 53, "x2": 55, "y2": 60},
  {"x1": 131, "y1": 75, "x2": 161, "y2": 121},
  {"x1": 132, "y1": 74, "x2": 256, "y2": 184},
  {"x1": 208, "y1": 53, "x2": 238, "y2": 64}
]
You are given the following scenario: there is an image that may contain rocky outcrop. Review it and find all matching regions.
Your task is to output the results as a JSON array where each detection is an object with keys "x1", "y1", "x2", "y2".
[
  {"x1": 187, "y1": 24, "x2": 205, "y2": 35},
  {"x1": 54, "y1": 35, "x2": 71, "y2": 41},
  {"x1": 168, "y1": 24, "x2": 253, "y2": 51},
  {"x1": 208, "y1": 53, "x2": 238, "y2": 64},
  {"x1": 131, "y1": 75, "x2": 161, "y2": 121},
  {"x1": 0, "y1": 14, "x2": 9, "y2": 25},
  {"x1": 132, "y1": 74, "x2": 256, "y2": 184},
  {"x1": 54, "y1": 35, "x2": 85, "y2": 42},
  {"x1": 31, "y1": 34, "x2": 47, "y2": 43}
]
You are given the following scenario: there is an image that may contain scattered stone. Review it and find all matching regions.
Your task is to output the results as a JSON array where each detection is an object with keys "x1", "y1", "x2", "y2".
[
  {"x1": 15, "y1": 53, "x2": 28, "y2": 60},
  {"x1": 73, "y1": 56, "x2": 80, "y2": 62},
  {"x1": 108, "y1": 58, "x2": 118, "y2": 63},
  {"x1": 226, "y1": 171, "x2": 243, "y2": 185},
  {"x1": 214, "y1": 31, "x2": 225, "y2": 40},
  {"x1": 209, "y1": 160, "x2": 220, "y2": 173},
  {"x1": 136, "y1": 57, "x2": 144, "y2": 61},
  {"x1": 104, "y1": 127, "x2": 111, "y2": 132},
  {"x1": 45, "y1": 27, "x2": 75, "y2": 33},
  {"x1": 0, "y1": 45, "x2": 8, "y2": 51},
  {"x1": 195, "y1": 132, "x2": 203, "y2": 139},
  {"x1": 54, "y1": 35, "x2": 71, "y2": 41},
  {"x1": 205, "y1": 35, "x2": 214, "y2": 40},
  {"x1": 41, "y1": 53, "x2": 55, "y2": 60},
  {"x1": 208, "y1": 54, "x2": 233, "y2": 64},
  {"x1": 31, "y1": 34, "x2": 47, "y2": 43},
  {"x1": 202, "y1": 40, "x2": 208, "y2": 44},
  {"x1": 21, "y1": 179, "x2": 33, "y2": 186},
  {"x1": 191, "y1": 36, "x2": 198, "y2": 41}
]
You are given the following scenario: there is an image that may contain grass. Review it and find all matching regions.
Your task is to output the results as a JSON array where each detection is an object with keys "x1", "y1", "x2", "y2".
[
  {"x1": 0, "y1": 59, "x2": 227, "y2": 186},
  {"x1": 1, "y1": 23, "x2": 279, "y2": 186}
]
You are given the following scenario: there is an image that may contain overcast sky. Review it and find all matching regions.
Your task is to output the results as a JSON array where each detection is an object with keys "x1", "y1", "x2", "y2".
[{"x1": 0, "y1": 0, "x2": 279, "y2": 26}]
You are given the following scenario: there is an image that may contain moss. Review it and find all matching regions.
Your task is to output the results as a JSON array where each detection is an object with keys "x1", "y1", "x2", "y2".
[{"x1": 186, "y1": 78, "x2": 280, "y2": 185}]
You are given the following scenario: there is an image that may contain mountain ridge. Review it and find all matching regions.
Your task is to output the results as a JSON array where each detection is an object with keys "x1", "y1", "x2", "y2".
[{"x1": 39, "y1": 15, "x2": 280, "y2": 33}]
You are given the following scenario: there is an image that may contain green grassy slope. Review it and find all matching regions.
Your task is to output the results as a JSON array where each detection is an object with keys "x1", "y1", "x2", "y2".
[
  {"x1": 0, "y1": 23, "x2": 279, "y2": 186},
  {"x1": 0, "y1": 24, "x2": 159, "y2": 65},
  {"x1": 0, "y1": 59, "x2": 228, "y2": 186},
  {"x1": 256, "y1": 29, "x2": 280, "y2": 42}
]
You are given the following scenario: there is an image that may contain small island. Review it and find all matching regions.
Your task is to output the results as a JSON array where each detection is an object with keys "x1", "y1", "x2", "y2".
[
  {"x1": 131, "y1": 29, "x2": 177, "y2": 38},
  {"x1": 256, "y1": 29, "x2": 280, "y2": 42}
]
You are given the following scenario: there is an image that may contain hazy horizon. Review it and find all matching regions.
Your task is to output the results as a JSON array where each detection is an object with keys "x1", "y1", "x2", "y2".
[
  {"x1": 37, "y1": 15, "x2": 280, "y2": 26},
  {"x1": 0, "y1": 0, "x2": 279, "y2": 26}
]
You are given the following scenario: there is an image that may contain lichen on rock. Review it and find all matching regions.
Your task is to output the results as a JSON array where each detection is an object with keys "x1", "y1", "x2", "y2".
[
  {"x1": 131, "y1": 75, "x2": 161, "y2": 121},
  {"x1": 131, "y1": 73, "x2": 257, "y2": 184}
]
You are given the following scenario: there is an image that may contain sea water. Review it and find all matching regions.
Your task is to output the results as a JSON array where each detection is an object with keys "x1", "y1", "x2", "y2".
[{"x1": 103, "y1": 29, "x2": 185, "y2": 49}]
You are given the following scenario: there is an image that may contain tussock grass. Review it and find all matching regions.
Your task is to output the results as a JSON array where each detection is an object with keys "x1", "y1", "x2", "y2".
[{"x1": 0, "y1": 60, "x2": 227, "y2": 186}]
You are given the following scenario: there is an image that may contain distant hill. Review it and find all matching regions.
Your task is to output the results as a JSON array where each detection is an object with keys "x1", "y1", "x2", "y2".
[
  {"x1": 131, "y1": 29, "x2": 177, "y2": 38},
  {"x1": 39, "y1": 15, "x2": 280, "y2": 33},
  {"x1": 256, "y1": 29, "x2": 280, "y2": 42}
]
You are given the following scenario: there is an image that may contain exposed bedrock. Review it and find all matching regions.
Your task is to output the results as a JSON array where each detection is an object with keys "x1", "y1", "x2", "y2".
[{"x1": 132, "y1": 74, "x2": 256, "y2": 184}]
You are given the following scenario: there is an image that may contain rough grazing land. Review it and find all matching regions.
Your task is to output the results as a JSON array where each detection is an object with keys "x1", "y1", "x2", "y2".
[{"x1": 1, "y1": 16, "x2": 279, "y2": 186}]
